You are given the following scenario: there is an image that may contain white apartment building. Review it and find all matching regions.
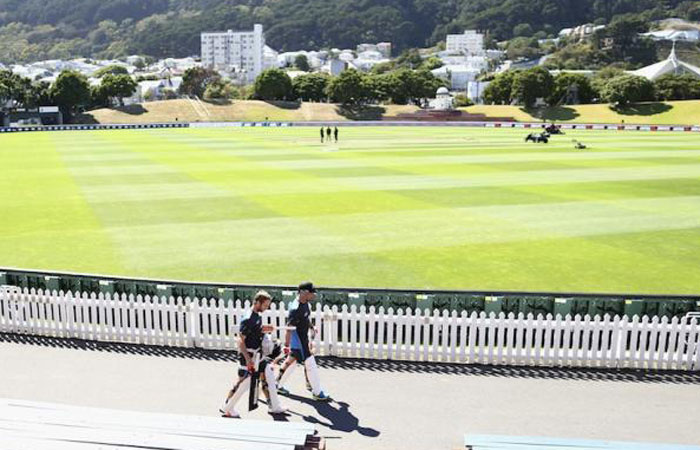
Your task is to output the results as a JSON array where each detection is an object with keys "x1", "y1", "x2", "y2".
[
  {"x1": 357, "y1": 42, "x2": 392, "y2": 58},
  {"x1": 201, "y1": 24, "x2": 264, "y2": 84},
  {"x1": 446, "y1": 30, "x2": 484, "y2": 55}
]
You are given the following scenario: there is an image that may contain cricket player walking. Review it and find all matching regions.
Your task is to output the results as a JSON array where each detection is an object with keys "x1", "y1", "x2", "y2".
[
  {"x1": 277, "y1": 282, "x2": 331, "y2": 401},
  {"x1": 219, "y1": 290, "x2": 287, "y2": 418}
]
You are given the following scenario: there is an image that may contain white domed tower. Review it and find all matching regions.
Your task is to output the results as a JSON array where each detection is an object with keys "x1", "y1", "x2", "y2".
[{"x1": 434, "y1": 87, "x2": 454, "y2": 111}]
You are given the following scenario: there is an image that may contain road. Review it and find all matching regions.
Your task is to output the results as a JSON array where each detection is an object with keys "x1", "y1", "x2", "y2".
[{"x1": 1, "y1": 334, "x2": 699, "y2": 450}]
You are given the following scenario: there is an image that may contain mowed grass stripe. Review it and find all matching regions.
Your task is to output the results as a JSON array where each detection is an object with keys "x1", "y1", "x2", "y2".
[
  {"x1": 3, "y1": 127, "x2": 699, "y2": 293},
  {"x1": 60, "y1": 133, "x2": 280, "y2": 227},
  {"x1": 106, "y1": 129, "x2": 438, "y2": 216},
  {"x1": 376, "y1": 229, "x2": 700, "y2": 293},
  {"x1": 94, "y1": 129, "x2": 443, "y2": 278},
  {"x1": 0, "y1": 133, "x2": 126, "y2": 274},
  {"x1": 98, "y1": 196, "x2": 700, "y2": 267},
  {"x1": 74, "y1": 163, "x2": 700, "y2": 199}
]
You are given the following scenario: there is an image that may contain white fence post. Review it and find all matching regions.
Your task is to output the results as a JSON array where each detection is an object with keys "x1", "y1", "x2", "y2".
[
  {"x1": 189, "y1": 298, "x2": 200, "y2": 348},
  {"x1": 3, "y1": 288, "x2": 699, "y2": 371}
]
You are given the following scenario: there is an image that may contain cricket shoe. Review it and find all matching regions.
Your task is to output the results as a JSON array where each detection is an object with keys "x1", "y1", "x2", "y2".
[
  {"x1": 313, "y1": 391, "x2": 331, "y2": 402},
  {"x1": 306, "y1": 382, "x2": 312, "y2": 392},
  {"x1": 268, "y1": 406, "x2": 288, "y2": 415},
  {"x1": 277, "y1": 385, "x2": 291, "y2": 396},
  {"x1": 219, "y1": 408, "x2": 241, "y2": 419}
]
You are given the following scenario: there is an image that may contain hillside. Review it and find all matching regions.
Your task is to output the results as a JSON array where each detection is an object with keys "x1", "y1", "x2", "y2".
[
  {"x1": 464, "y1": 100, "x2": 700, "y2": 125},
  {"x1": 1, "y1": 0, "x2": 698, "y2": 63},
  {"x1": 82, "y1": 100, "x2": 421, "y2": 124},
  {"x1": 82, "y1": 99, "x2": 700, "y2": 125}
]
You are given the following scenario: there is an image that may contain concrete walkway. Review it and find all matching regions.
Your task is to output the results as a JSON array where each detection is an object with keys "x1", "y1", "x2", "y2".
[{"x1": 1, "y1": 334, "x2": 699, "y2": 450}]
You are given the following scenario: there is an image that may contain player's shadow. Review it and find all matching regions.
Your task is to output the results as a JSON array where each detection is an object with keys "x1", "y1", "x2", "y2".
[{"x1": 285, "y1": 393, "x2": 380, "y2": 438}]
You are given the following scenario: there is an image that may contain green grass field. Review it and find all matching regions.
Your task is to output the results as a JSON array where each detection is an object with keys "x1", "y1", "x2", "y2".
[{"x1": 2, "y1": 126, "x2": 700, "y2": 295}]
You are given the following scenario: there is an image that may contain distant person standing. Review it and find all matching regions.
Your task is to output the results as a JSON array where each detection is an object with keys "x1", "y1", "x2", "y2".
[
  {"x1": 326, "y1": 127, "x2": 332, "y2": 142},
  {"x1": 334, "y1": 127, "x2": 338, "y2": 143},
  {"x1": 320, "y1": 127, "x2": 324, "y2": 143}
]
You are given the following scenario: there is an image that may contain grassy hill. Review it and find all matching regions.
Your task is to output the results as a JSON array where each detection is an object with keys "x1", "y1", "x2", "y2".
[
  {"x1": 83, "y1": 100, "x2": 421, "y2": 124},
  {"x1": 1, "y1": 0, "x2": 686, "y2": 63},
  {"x1": 83, "y1": 99, "x2": 700, "y2": 125},
  {"x1": 464, "y1": 100, "x2": 700, "y2": 125}
]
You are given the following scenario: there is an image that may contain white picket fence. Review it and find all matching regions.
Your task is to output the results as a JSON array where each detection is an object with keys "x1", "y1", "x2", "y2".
[{"x1": 1, "y1": 288, "x2": 699, "y2": 371}]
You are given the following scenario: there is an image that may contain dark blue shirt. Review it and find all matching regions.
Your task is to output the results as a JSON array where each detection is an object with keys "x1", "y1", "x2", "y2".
[
  {"x1": 239, "y1": 310, "x2": 263, "y2": 350},
  {"x1": 287, "y1": 299, "x2": 310, "y2": 349}
]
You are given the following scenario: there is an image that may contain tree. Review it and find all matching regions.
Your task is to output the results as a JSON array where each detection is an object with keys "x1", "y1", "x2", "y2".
[
  {"x1": 0, "y1": 71, "x2": 53, "y2": 109},
  {"x1": 326, "y1": 69, "x2": 371, "y2": 105},
  {"x1": 654, "y1": 74, "x2": 700, "y2": 101},
  {"x1": 402, "y1": 69, "x2": 442, "y2": 105},
  {"x1": 600, "y1": 74, "x2": 655, "y2": 105},
  {"x1": 512, "y1": 67, "x2": 554, "y2": 107},
  {"x1": 368, "y1": 73, "x2": 394, "y2": 103},
  {"x1": 596, "y1": 16, "x2": 656, "y2": 67},
  {"x1": 483, "y1": 70, "x2": 518, "y2": 105},
  {"x1": 292, "y1": 73, "x2": 329, "y2": 102},
  {"x1": 294, "y1": 54, "x2": 310, "y2": 72},
  {"x1": 133, "y1": 58, "x2": 146, "y2": 70},
  {"x1": 395, "y1": 49, "x2": 423, "y2": 69},
  {"x1": 27, "y1": 81, "x2": 53, "y2": 108},
  {"x1": 50, "y1": 70, "x2": 91, "y2": 120},
  {"x1": 591, "y1": 66, "x2": 625, "y2": 94},
  {"x1": 253, "y1": 69, "x2": 294, "y2": 101},
  {"x1": 0, "y1": 70, "x2": 25, "y2": 107},
  {"x1": 162, "y1": 88, "x2": 177, "y2": 100},
  {"x1": 454, "y1": 93, "x2": 473, "y2": 107},
  {"x1": 543, "y1": 42, "x2": 609, "y2": 70},
  {"x1": 99, "y1": 73, "x2": 137, "y2": 106},
  {"x1": 90, "y1": 84, "x2": 109, "y2": 108},
  {"x1": 513, "y1": 23, "x2": 534, "y2": 37},
  {"x1": 548, "y1": 73, "x2": 596, "y2": 105},
  {"x1": 420, "y1": 57, "x2": 443, "y2": 71},
  {"x1": 203, "y1": 79, "x2": 238, "y2": 101},
  {"x1": 506, "y1": 37, "x2": 541, "y2": 61},
  {"x1": 93, "y1": 64, "x2": 129, "y2": 78},
  {"x1": 179, "y1": 67, "x2": 220, "y2": 98},
  {"x1": 0, "y1": 79, "x2": 11, "y2": 107}
]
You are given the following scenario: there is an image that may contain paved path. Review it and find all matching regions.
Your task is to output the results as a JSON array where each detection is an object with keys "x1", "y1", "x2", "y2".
[{"x1": 1, "y1": 334, "x2": 699, "y2": 450}]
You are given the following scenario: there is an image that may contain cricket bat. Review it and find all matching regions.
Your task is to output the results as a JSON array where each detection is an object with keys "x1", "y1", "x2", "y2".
[{"x1": 248, "y1": 352, "x2": 261, "y2": 411}]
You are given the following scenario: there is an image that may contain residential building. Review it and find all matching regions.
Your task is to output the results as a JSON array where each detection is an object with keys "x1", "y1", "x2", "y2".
[
  {"x1": 377, "y1": 42, "x2": 392, "y2": 58},
  {"x1": 558, "y1": 24, "x2": 605, "y2": 41},
  {"x1": 130, "y1": 77, "x2": 183, "y2": 103},
  {"x1": 278, "y1": 50, "x2": 324, "y2": 70},
  {"x1": 446, "y1": 30, "x2": 484, "y2": 55},
  {"x1": 357, "y1": 42, "x2": 392, "y2": 58},
  {"x1": 353, "y1": 50, "x2": 390, "y2": 72},
  {"x1": 467, "y1": 80, "x2": 490, "y2": 104},
  {"x1": 431, "y1": 65, "x2": 479, "y2": 91},
  {"x1": 263, "y1": 45, "x2": 280, "y2": 69},
  {"x1": 201, "y1": 24, "x2": 265, "y2": 84},
  {"x1": 325, "y1": 59, "x2": 347, "y2": 76}
]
